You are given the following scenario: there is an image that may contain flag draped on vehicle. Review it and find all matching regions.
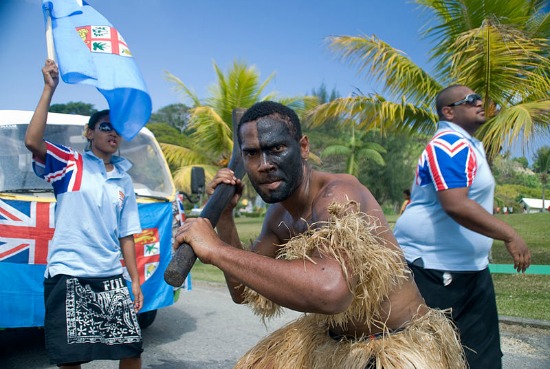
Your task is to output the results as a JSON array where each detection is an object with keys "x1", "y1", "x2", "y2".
[
  {"x1": 42, "y1": 0, "x2": 152, "y2": 141},
  {"x1": 0, "y1": 199, "x2": 184, "y2": 328}
]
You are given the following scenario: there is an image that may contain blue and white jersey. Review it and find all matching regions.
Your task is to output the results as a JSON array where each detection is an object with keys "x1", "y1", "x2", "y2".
[
  {"x1": 33, "y1": 141, "x2": 141, "y2": 278},
  {"x1": 394, "y1": 122, "x2": 495, "y2": 271}
]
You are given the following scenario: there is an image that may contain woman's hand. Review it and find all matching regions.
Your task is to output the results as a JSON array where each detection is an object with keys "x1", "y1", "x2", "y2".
[
  {"x1": 131, "y1": 283, "x2": 144, "y2": 312},
  {"x1": 42, "y1": 59, "x2": 59, "y2": 91}
]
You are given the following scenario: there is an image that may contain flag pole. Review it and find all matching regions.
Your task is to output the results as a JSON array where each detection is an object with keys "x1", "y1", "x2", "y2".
[
  {"x1": 45, "y1": 0, "x2": 83, "y2": 61},
  {"x1": 45, "y1": 6, "x2": 56, "y2": 62}
]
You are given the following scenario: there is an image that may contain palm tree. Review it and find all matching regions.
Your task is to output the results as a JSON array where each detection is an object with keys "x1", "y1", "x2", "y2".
[
  {"x1": 533, "y1": 146, "x2": 550, "y2": 211},
  {"x1": 307, "y1": 0, "x2": 550, "y2": 160},
  {"x1": 163, "y1": 60, "x2": 313, "y2": 194},
  {"x1": 321, "y1": 126, "x2": 386, "y2": 177}
]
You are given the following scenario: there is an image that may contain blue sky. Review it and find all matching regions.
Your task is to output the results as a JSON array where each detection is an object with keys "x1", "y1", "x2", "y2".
[
  {"x1": 1, "y1": 0, "x2": 432, "y2": 111},
  {"x1": 0, "y1": 0, "x2": 547, "y2": 161}
]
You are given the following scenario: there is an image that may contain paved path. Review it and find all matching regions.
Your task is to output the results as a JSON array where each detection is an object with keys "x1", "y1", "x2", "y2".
[{"x1": 1, "y1": 281, "x2": 549, "y2": 368}]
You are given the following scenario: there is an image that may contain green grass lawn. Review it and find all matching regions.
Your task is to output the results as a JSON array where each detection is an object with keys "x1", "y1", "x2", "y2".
[
  {"x1": 490, "y1": 213, "x2": 550, "y2": 321},
  {"x1": 191, "y1": 212, "x2": 550, "y2": 321}
]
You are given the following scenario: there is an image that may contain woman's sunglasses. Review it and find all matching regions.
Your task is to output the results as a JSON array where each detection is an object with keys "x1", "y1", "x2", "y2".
[
  {"x1": 97, "y1": 122, "x2": 118, "y2": 133},
  {"x1": 447, "y1": 93, "x2": 482, "y2": 107}
]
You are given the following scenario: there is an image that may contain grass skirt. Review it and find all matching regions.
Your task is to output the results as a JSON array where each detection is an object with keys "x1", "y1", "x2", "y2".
[{"x1": 234, "y1": 309, "x2": 466, "y2": 369}]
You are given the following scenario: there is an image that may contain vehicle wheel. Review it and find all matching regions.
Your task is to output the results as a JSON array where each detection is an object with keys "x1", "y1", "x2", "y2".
[{"x1": 137, "y1": 309, "x2": 157, "y2": 329}]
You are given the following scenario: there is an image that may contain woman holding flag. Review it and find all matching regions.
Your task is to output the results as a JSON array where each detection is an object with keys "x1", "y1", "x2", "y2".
[{"x1": 25, "y1": 59, "x2": 143, "y2": 369}]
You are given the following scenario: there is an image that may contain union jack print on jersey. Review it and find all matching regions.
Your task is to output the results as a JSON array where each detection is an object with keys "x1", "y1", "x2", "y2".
[
  {"x1": 416, "y1": 130, "x2": 477, "y2": 191},
  {"x1": 0, "y1": 199, "x2": 54, "y2": 264},
  {"x1": 35, "y1": 142, "x2": 84, "y2": 195}
]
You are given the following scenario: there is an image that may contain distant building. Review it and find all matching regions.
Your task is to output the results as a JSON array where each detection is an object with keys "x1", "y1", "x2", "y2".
[{"x1": 520, "y1": 198, "x2": 549, "y2": 213}]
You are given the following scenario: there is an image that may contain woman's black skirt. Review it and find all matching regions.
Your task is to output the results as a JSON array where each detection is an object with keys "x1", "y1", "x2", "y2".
[{"x1": 43, "y1": 274, "x2": 143, "y2": 365}]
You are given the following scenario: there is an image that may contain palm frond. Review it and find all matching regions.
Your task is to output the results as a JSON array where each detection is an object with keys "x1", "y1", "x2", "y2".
[
  {"x1": 362, "y1": 141, "x2": 387, "y2": 154},
  {"x1": 525, "y1": 3, "x2": 550, "y2": 38},
  {"x1": 327, "y1": 35, "x2": 441, "y2": 104},
  {"x1": 450, "y1": 18, "x2": 550, "y2": 107},
  {"x1": 357, "y1": 148, "x2": 386, "y2": 166},
  {"x1": 307, "y1": 95, "x2": 437, "y2": 135},
  {"x1": 321, "y1": 145, "x2": 351, "y2": 157},
  {"x1": 160, "y1": 143, "x2": 214, "y2": 167},
  {"x1": 478, "y1": 100, "x2": 550, "y2": 158},
  {"x1": 188, "y1": 106, "x2": 233, "y2": 163},
  {"x1": 320, "y1": 1, "x2": 550, "y2": 158},
  {"x1": 165, "y1": 72, "x2": 202, "y2": 106},
  {"x1": 417, "y1": 0, "x2": 540, "y2": 80},
  {"x1": 209, "y1": 61, "x2": 278, "y2": 128}
]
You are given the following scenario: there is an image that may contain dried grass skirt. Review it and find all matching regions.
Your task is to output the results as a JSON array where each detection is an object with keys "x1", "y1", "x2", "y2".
[{"x1": 235, "y1": 309, "x2": 466, "y2": 369}]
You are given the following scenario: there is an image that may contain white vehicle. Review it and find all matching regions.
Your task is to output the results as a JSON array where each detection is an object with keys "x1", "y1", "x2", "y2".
[{"x1": 0, "y1": 110, "x2": 189, "y2": 330}]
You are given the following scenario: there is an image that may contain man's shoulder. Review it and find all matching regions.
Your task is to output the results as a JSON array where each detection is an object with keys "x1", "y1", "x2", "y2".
[
  {"x1": 316, "y1": 171, "x2": 359, "y2": 186},
  {"x1": 313, "y1": 172, "x2": 372, "y2": 207},
  {"x1": 263, "y1": 202, "x2": 286, "y2": 222}
]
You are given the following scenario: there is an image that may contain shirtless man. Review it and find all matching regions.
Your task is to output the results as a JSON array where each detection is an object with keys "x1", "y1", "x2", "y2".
[{"x1": 174, "y1": 101, "x2": 465, "y2": 368}]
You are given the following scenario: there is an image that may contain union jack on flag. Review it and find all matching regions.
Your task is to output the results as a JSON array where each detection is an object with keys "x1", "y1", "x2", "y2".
[{"x1": 0, "y1": 199, "x2": 55, "y2": 264}]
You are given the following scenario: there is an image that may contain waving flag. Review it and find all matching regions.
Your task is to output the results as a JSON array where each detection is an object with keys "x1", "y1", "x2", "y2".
[{"x1": 42, "y1": 0, "x2": 152, "y2": 141}]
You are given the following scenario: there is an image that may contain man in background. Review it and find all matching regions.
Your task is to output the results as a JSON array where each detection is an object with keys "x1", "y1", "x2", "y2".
[
  {"x1": 394, "y1": 85, "x2": 531, "y2": 369},
  {"x1": 399, "y1": 188, "x2": 411, "y2": 214}
]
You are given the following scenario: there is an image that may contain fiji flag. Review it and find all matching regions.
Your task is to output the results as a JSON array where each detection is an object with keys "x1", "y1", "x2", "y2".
[
  {"x1": 42, "y1": 0, "x2": 152, "y2": 141},
  {"x1": 129, "y1": 202, "x2": 191, "y2": 313}
]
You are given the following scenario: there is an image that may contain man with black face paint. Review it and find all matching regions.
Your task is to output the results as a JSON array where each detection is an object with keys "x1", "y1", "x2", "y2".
[
  {"x1": 244, "y1": 115, "x2": 304, "y2": 203},
  {"x1": 174, "y1": 101, "x2": 466, "y2": 369}
]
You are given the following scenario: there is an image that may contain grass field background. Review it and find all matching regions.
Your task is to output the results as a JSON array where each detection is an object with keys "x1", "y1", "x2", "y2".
[{"x1": 190, "y1": 212, "x2": 550, "y2": 321}]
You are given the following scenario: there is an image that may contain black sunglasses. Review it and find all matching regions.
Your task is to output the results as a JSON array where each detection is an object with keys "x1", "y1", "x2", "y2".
[
  {"x1": 447, "y1": 93, "x2": 482, "y2": 107},
  {"x1": 97, "y1": 121, "x2": 118, "y2": 133}
]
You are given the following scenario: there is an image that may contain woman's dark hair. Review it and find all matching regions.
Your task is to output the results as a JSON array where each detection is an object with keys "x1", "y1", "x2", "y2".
[{"x1": 88, "y1": 109, "x2": 110, "y2": 130}]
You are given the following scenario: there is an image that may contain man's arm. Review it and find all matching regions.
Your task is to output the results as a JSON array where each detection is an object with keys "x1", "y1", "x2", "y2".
[
  {"x1": 120, "y1": 235, "x2": 143, "y2": 312},
  {"x1": 175, "y1": 216, "x2": 352, "y2": 314},
  {"x1": 201, "y1": 168, "x2": 249, "y2": 302},
  {"x1": 214, "y1": 206, "x2": 248, "y2": 302},
  {"x1": 438, "y1": 187, "x2": 531, "y2": 272}
]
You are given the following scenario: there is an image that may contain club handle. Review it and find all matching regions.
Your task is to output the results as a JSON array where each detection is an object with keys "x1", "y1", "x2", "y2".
[
  {"x1": 164, "y1": 182, "x2": 241, "y2": 286},
  {"x1": 164, "y1": 108, "x2": 246, "y2": 287},
  {"x1": 164, "y1": 243, "x2": 197, "y2": 287}
]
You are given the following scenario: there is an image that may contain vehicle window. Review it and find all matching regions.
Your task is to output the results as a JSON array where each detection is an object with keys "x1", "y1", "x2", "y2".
[
  {"x1": 0, "y1": 123, "x2": 174, "y2": 200},
  {"x1": 121, "y1": 133, "x2": 174, "y2": 199},
  {"x1": 0, "y1": 124, "x2": 86, "y2": 191}
]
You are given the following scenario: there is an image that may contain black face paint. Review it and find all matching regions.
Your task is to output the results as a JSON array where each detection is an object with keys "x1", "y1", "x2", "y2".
[{"x1": 245, "y1": 117, "x2": 303, "y2": 203}]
